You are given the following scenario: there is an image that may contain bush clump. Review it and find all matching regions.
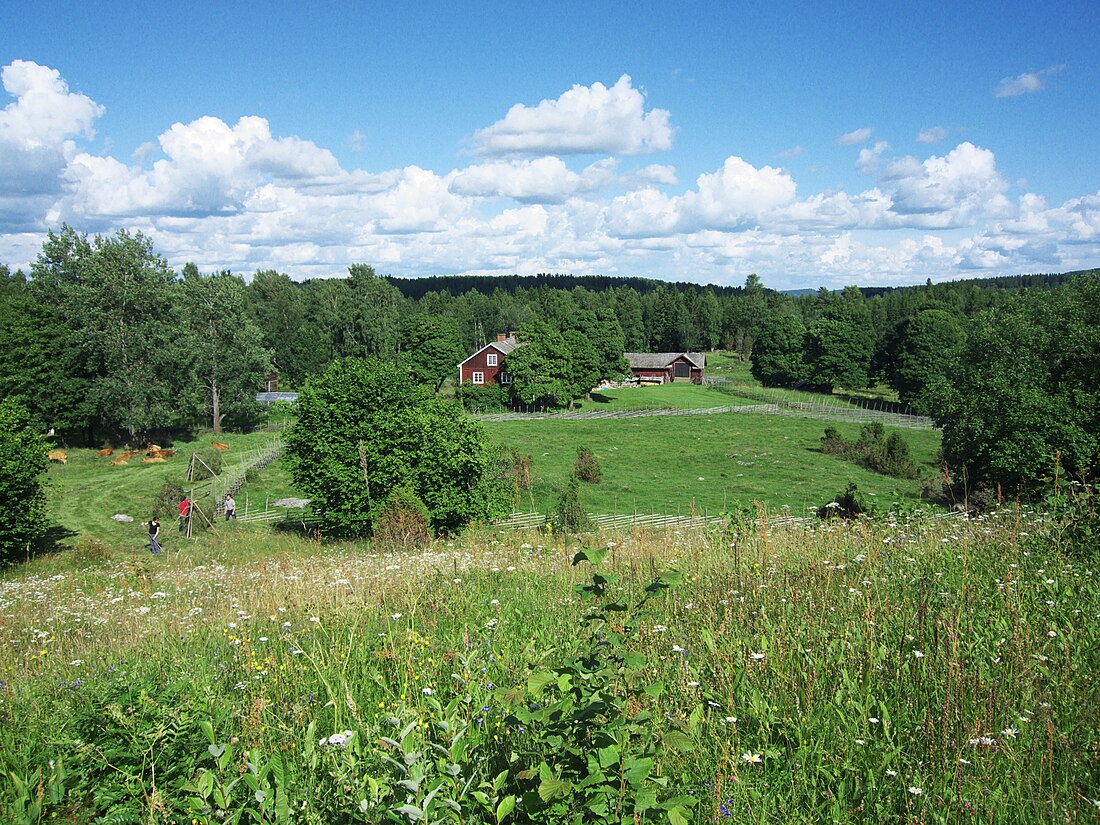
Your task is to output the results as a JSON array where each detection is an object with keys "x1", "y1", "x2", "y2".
[
  {"x1": 455, "y1": 383, "x2": 510, "y2": 413},
  {"x1": 820, "y1": 423, "x2": 917, "y2": 478},
  {"x1": 573, "y1": 447, "x2": 602, "y2": 484},
  {"x1": 553, "y1": 475, "x2": 592, "y2": 534},
  {"x1": 817, "y1": 482, "x2": 873, "y2": 520},
  {"x1": 373, "y1": 485, "x2": 433, "y2": 551}
]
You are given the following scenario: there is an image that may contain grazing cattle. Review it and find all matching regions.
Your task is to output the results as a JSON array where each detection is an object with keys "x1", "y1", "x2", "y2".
[
  {"x1": 98, "y1": 448, "x2": 114, "y2": 457},
  {"x1": 48, "y1": 449, "x2": 67, "y2": 464},
  {"x1": 212, "y1": 441, "x2": 230, "y2": 451}
]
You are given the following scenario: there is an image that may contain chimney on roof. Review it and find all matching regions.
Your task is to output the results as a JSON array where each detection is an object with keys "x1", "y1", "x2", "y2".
[{"x1": 497, "y1": 333, "x2": 507, "y2": 342}]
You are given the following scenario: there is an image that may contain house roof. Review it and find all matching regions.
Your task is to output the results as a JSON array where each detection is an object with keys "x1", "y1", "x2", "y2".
[
  {"x1": 625, "y1": 352, "x2": 706, "y2": 370},
  {"x1": 458, "y1": 337, "x2": 522, "y2": 367}
]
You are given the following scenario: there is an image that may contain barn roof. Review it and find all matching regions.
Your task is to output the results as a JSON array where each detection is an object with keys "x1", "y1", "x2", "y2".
[{"x1": 625, "y1": 352, "x2": 706, "y2": 370}]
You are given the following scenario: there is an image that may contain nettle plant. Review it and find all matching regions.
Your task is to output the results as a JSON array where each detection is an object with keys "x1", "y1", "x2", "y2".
[{"x1": 501, "y1": 546, "x2": 696, "y2": 824}]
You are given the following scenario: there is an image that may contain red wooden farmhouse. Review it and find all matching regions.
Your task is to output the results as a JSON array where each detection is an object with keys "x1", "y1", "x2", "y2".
[{"x1": 457, "y1": 333, "x2": 520, "y2": 386}]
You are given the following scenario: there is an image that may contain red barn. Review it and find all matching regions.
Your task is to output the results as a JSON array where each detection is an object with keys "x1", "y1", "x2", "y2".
[
  {"x1": 625, "y1": 352, "x2": 706, "y2": 384},
  {"x1": 457, "y1": 333, "x2": 521, "y2": 386}
]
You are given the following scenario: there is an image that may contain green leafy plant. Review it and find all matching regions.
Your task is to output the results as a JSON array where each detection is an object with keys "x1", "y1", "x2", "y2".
[
  {"x1": 818, "y1": 482, "x2": 874, "y2": 519},
  {"x1": 502, "y1": 546, "x2": 696, "y2": 824},
  {"x1": 820, "y1": 423, "x2": 917, "y2": 479},
  {"x1": 0, "y1": 398, "x2": 49, "y2": 562}
]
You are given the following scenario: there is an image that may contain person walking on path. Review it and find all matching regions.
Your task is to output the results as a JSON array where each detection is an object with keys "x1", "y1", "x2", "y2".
[
  {"x1": 148, "y1": 517, "x2": 162, "y2": 554},
  {"x1": 224, "y1": 493, "x2": 237, "y2": 521},
  {"x1": 179, "y1": 498, "x2": 190, "y2": 532}
]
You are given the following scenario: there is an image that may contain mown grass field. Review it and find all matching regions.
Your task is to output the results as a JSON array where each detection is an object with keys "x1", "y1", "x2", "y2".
[
  {"x1": 572, "y1": 383, "x2": 762, "y2": 411},
  {"x1": 2, "y1": 509, "x2": 1096, "y2": 823},
  {"x1": 487, "y1": 408, "x2": 943, "y2": 517},
  {"x1": 44, "y1": 429, "x2": 292, "y2": 547},
  {"x1": 43, "y1": 383, "x2": 943, "y2": 549}
]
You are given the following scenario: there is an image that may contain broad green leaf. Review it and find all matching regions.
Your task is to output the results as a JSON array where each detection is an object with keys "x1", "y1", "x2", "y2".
[
  {"x1": 662, "y1": 730, "x2": 693, "y2": 753},
  {"x1": 496, "y1": 794, "x2": 517, "y2": 822},
  {"x1": 538, "y1": 775, "x2": 571, "y2": 802},
  {"x1": 527, "y1": 670, "x2": 556, "y2": 696}
]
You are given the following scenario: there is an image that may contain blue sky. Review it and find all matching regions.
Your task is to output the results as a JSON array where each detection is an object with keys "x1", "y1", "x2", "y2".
[{"x1": 2, "y1": 1, "x2": 1098, "y2": 289}]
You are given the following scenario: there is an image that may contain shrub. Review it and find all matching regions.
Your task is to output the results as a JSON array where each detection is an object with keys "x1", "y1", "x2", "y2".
[
  {"x1": 818, "y1": 482, "x2": 873, "y2": 519},
  {"x1": 553, "y1": 475, "x2": 592, "y2": 534},
  {"x1": 573, "y1": 447, "x2": 602, "y2": 484},
  {"x1": 373, "y1": 486, "x2": 434, "y2": 551},
  {"x1": 499, "y1": 447, "x2": 532, "y2": 493},
  {"x1": 820, "y1": 426, "x2": 846, "y2": 455},
  {"x1": 0, "y1": 399, "x2": 49, "y2": 561},
  {"x1": 820, "y1": 423, "x2": 917, "y2": 479},
  {"x1": 455, "y1": 382, "x2": 510, "y2": 413}
]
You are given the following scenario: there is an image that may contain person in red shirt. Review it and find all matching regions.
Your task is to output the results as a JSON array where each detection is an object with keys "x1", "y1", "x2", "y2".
[{"x1": 178, "y1": 498, "x2": 190, "y2": 532}]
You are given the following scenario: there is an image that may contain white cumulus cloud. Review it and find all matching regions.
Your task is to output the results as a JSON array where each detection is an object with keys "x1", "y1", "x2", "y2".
[
  {"x1": 880, "y1": 142, "x2": 1011, "y2": 226},
  {"x1": 916, "y1": 126, "x2": 946, "y2": 144},
  {"x1": 995, "y1": 64, "x2": 1065, "y2": 98},
  {"x1": 449, "y1": 157, "x2": 617, "y2": 203},
  {"x1": 0, "y1": 60, "x2": 104, "y2": 227},
  {"x1": 837, "y1": 127, "x2": 873, "y2": 145},
  {"x1": 469, "y1": 75, "x2": 673, "y2": 157}
]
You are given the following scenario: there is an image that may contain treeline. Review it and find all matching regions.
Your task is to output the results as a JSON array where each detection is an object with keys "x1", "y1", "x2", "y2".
[
  {"x1": 1, "y1": 225, "x2": 1096, "y2": 499},
  {"x1": 0, "y1": 227, "x2": 271, "y2": 445}
]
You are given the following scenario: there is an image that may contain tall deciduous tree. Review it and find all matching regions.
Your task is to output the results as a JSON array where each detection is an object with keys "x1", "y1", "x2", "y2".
[
  {"x1": 889, "y1": 308, "x2": 966, "y2": 414},
  {"x1": 506, "y1": 321, "x2": 576, "y2": 409},
  {"x1": 803, "y1": 288, "x2": 875, "y2": 390},
  {"x1": 181, "y1": 271, "x2": 272, "y2": 434},
  {"x1": 931, "y1": 275, "x2": 1100, "y2": 491},
  {"x1": 751, "y1": 312, "x2": 808, "y2": 387},
  {"x1": 32, "y1": 227, "x2": 187, "y2": 442},
  {"x1": 245, "y1": 269, "x2": 323, "y2": 386},
  {"x1": 401, "y1": 314, "x2": 467, "y2": 392},
  {"x1": 285, "y1": 358, "x2": 508, "y2": 537}
]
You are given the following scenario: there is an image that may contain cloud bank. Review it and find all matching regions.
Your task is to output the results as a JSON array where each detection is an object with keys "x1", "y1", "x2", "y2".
[{"x1": 1, "y1": 61, "x2": 1098, "y2": 289}]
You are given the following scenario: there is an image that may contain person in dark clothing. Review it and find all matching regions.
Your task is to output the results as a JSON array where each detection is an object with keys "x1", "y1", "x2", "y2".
[{"x1": 148, "y1": 517, "x2": 162, "y2": 554}]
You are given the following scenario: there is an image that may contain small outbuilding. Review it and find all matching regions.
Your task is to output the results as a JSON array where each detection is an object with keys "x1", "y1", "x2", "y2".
[{"x1": 625, "y1": 352, "x2": 706, "y2": 384}]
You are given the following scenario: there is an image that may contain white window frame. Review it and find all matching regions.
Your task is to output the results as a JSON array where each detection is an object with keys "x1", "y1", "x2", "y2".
[
  {"x1": 472, "y1": 371, "x2": 485, "y2": 385},
  {"x1": 499, "y1": 372, "x2": 512, "y2": 385},
  {"x1": 486, "y1": 353, "x2": 498, "y2": 366}
]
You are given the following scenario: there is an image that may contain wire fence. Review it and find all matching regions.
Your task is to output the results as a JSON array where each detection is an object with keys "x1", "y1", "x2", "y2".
[
  {"x1": 475, "y1": 403, "x2": 778, "y2": 422},
  {"x1": 703, "y1": 377, "x2": 934, "y2": 429},
  {"x1": 492, "y1": 508, "x2": 968, "y2": 532},
  {"x1": 184, "y1": 436, "x2": 285, "y2": 526}
]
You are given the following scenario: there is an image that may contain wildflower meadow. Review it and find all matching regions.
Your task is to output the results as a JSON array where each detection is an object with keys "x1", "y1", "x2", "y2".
[{"x1": 0, "y1": 507, "x2": 1096, "y2": 823}]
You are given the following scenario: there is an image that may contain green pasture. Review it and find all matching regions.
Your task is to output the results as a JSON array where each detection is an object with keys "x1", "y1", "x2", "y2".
[
  {"x1": 45, "y1": 429, "x2": 290, "y2": 547},
  {"x1": 573, "y1": 382, "x2": 760, "y2": 411},
  {"x1": 488, "y1": 411, "x2": 942, "y2": 517}
]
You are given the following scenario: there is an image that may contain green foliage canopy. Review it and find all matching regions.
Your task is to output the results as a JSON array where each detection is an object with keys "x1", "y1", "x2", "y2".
[
  {"x1": 0, "y1": 399, "x2": 50, "y2": 560},
  {"x1": 931, "y1": 275, "x2": 1100, "y2": 491},
  {"x1": 285, "y1": 358, "x2": 509, "y2": 538}
]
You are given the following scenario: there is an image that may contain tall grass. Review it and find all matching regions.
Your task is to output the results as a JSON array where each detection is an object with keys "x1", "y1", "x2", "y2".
[{"x1": 1, "y1": 507, "x2": 1096, "y2": 822}]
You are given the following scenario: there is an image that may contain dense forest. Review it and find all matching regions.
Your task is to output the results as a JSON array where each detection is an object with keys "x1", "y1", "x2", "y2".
[{"x1": 1, "y1": 224, "x2": 1096, "y2": 496}]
